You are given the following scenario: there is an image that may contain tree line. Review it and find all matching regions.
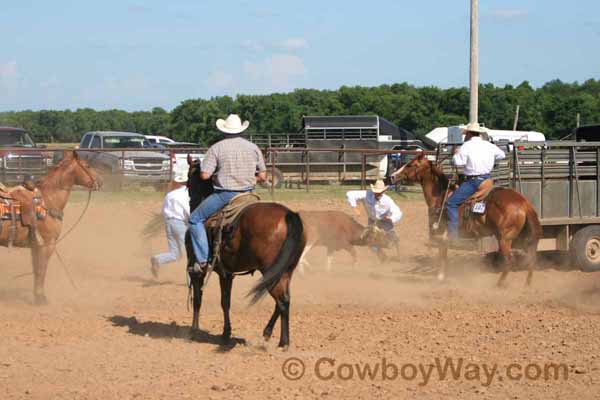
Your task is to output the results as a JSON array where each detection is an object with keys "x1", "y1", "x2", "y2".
[{"x1": 1, "y1": 79, "x2": 599, "y2": 145}]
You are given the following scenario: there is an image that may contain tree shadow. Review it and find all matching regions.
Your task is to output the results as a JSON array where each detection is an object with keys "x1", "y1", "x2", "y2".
[{"x1": 107, "y1": 315, "x2": 245, "y2": 352}]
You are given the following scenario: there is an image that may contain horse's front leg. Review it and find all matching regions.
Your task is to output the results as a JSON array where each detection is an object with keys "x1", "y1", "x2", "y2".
[
  {"x1": 219, "y1": 272, "x2": 233, "y2": 341},
  {"x1": 32, "y1": 241, "x2": 55, "y2": 305},
  {"x1": 189, "y1": 270, "x2": 205, "y2": 332}
]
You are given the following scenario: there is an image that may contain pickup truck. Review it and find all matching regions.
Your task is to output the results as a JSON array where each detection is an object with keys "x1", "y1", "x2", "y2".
[
  {"x1": 0, "y1": 126, "x2": 49, "y2": 185},
  {"x1": 77, "y1": 131, "x2": 171, "y2": 191}
]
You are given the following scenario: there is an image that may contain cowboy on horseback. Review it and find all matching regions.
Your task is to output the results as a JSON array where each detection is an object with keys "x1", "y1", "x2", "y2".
[
  {"x1": 346, "y1": 179, "x2": 402, "y2": 258},
  {"x1": 188, "y1": 114, "x2": 267, "y2": 273},
  {"x1": 446, "y1": 123, "x2": 506, "y2": 245}
]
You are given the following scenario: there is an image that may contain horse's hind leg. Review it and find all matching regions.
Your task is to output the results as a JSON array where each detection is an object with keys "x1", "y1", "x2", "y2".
[
  {"x1": 268, "y1": 273, "x2": 292, "y2": 349},
  {"x1": 219, "y1": 273, "x2": 233, "y2": 341},
  {"x1": 263, "y1": 304, "x2": 280, "y2": 341},
  {"x1": 497, "y1": 239, "x2": 514, "y2": 287},
  {"x1": 524, "y1": 242, "x2": 537, "y2": 287}
]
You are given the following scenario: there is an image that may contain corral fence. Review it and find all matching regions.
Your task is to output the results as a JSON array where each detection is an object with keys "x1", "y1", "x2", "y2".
[{"x1": 0, "y1": 147, "x2": 430, "y2": 193}]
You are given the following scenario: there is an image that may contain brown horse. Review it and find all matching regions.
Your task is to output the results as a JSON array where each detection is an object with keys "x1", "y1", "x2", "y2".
[
  {"x1": 0, "y1": 150, "x2": 101, "y2": 304},
  {"x1": 390, "y1": 153, "x2": 541, "y2": 286},
  {"x1": 185, "y1": 159, "x2": 305, "y2": 349}
]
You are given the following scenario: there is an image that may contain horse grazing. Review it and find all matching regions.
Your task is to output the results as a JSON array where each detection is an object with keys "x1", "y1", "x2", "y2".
[
  {"x1": 0, "y1": 150, "x2": 101, "y2": 304},
  {"x1": 185, "y1": 158, "x2": 305, "y2": 349},
  {"x1": 297, "y1": 210, "x2": 391, "y2": 273},
  {"x1": 390, "y1": 153, "x2": 541, "y2": 286}
]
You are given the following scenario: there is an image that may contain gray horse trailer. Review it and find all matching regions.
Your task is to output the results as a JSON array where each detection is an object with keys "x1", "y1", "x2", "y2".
[{"x1": 436, "y1": 141, "x2": 600, "y2": 272}]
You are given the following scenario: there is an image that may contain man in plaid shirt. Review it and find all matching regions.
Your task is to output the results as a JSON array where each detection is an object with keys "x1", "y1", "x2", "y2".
[{"x1": 188, "y1": 114, "x2": 267, "y2": 272}]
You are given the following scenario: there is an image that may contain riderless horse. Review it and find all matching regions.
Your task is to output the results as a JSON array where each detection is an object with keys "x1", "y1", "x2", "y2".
[{"x1": 0, "y1": 150, "x2": 101, "y2": 304}]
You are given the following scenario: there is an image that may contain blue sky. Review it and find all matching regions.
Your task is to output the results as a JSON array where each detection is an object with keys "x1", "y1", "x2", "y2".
[{"x1": 1, "y1": 0, "x2": 598, "y2": 111}]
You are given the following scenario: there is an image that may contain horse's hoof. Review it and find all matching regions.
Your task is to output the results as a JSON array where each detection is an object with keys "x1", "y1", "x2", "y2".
[
  {"x1": 222, "y1": 330, "x2": 231, "y2": 342},
  {"x1": 277, "y1": 344, "x2": 289, "y2": 352},
  {"x1": 34, "y1": 295, "x2": 48, "y2": 306},
  {"x1": 263, "y1": 330, "x2": 273, "y2": 341}
]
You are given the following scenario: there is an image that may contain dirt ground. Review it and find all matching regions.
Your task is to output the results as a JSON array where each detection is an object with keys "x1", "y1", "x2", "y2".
[{"x1": 2, "y1": 193, "x2": 600, "y2": 399}]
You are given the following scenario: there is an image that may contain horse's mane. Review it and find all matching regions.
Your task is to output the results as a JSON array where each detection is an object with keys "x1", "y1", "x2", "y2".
[
  {"x1": 37, "y1": 158, "x2": 71, "y2": 190},
  {"x1": 427, "y1": 161, "x2": 450, "y2": 197},
  {"x1": 187, "y1": 161, "x2": 215, "y2": 210}
]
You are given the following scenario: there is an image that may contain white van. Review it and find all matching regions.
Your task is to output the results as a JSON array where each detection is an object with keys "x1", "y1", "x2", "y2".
[{"x1": 424, "y1": 125, "x2": 546, "y2": 147}]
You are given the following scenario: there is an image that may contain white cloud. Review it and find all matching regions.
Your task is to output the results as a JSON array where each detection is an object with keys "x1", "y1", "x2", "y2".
[
  {"x1": 206, "y1": 71, "x2": 235, "y2": 89},
  {"x1": 279, "y1": 38, "x2": 309, "y2": 51},
  {"x1": 243, "y1": 54, "x2": 307, "y2": 92},
  {"x1": 489, "y1": 8, "x2": 528, "y2": 21},
  {"x1": 241, "y1": 39, "x2": 264, "y2": 53}
]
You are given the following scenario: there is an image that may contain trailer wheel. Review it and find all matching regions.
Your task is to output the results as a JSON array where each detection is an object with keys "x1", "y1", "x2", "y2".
[
  {"x1": 571, "y1": 226, "x2": 600, "y2": 272},
  {"x1": 260, "y1": 168, "x2": 283, "y2": 189}
]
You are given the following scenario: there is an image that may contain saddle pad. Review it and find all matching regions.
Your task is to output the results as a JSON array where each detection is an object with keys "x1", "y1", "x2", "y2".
[{"x1": 207, "y1": 192, "x2": 261, "y2": 228}]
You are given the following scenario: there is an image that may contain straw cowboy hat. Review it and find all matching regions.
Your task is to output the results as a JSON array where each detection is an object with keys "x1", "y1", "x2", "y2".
[
  {"x1": 370, "y1": 179, "x2": 389, "y2": 194},
  {"x1": 463, "y1": 122, "x2": 487, "y2": 134},
  {"x1": 173, "y1": 173, "x2": 188, "y2": 183},
  {"x1": 216, "y1": 114, "x2": 250, "y2": 135}
]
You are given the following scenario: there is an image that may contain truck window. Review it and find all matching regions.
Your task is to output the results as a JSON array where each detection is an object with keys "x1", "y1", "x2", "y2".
[
  {"x1": 80, "y1": 134, "x2": 92, "y2": 148},
  {"x1": 90, "y1": 135, "x2": 101, "y2": 148}
]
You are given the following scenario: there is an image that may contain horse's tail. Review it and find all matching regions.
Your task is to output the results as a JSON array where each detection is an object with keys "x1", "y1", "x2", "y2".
[
  {"x1": 248, "y1": 210, "x2": 304, "y2": 305},
  {"x1": 521, "y1": 202, "x2": 542, "y2": 249}
]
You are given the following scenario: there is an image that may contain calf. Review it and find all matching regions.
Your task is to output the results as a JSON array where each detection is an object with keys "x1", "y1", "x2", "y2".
[{"x1": 298, "y1": 210, "x2": 366, "y2": 273}]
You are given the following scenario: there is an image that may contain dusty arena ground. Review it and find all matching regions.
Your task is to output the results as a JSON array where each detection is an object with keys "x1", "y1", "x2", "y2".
[{"x1": 2, "y1": 188, "x2": 600, "y2": 399}]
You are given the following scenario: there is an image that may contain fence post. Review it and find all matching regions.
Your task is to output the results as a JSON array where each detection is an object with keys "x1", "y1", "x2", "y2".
[
  {"x1": 306, "y1": 150, "x2": 310, "y2": 192},
  {"x1": 361, "y1": 153, "x2": 366, "y2": 189}
]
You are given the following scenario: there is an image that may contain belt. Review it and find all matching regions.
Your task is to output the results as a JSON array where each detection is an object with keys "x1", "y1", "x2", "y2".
[{"x1": 465, "y1": 174, "x2": 491, "y2": 180}]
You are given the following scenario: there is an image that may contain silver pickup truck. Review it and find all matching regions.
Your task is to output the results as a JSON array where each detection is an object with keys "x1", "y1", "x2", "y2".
[{"x1": 78, "y1": 131, "x2": 171, "y2": 191}]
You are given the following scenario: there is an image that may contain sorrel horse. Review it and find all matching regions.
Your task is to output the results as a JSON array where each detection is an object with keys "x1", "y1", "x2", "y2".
[
  {"x1": 0, "y1": 150, "x2": 101, "y2": 304},
  {"x1": 390, "y1": 153, "x2": 541, "y2": 286},
  {"x1": 185, "y1": 158, "x2": 305, "y2": 348}
]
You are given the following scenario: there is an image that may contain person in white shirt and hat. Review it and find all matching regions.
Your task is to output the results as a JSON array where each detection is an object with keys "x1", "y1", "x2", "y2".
[
  {"x1": 150, "y1": 172, "x2": 191, "y2": 278},
  {"x1": 346, "y1": 179, "x2": 402, "y2": 257},
  {"x1": 445, "y1": 122, "x2": 506, "y2": 244}
]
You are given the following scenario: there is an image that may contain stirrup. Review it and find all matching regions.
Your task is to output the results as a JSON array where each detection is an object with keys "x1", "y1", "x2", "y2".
[{"x1": 188, "y1": 262, "x2": 208, "y2": 274}]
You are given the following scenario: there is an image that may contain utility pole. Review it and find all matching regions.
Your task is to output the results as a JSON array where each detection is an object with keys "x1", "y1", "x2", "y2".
[
  {"x1": 469, "y1": 0, "x2": 479, "y2": 125},
  {"x1": 513, "y1": 105, "x2": 520, "y2": 131}
]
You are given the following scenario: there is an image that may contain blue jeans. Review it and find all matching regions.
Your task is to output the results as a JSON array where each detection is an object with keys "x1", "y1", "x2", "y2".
[
  {"x1": 153, "y1": 218, "x2": 187, "y2": 266},
  {"x1": 446, "y1": 177, "x2": 488, "y2": 239},
  {"x1": 188, "y1": 190, "x2": 242, "y2": 264}
]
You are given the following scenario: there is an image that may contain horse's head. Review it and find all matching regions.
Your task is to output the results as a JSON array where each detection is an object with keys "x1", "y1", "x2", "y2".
[
  {"x1": 389, "y1": 153, "x2": 432, "y2": 184},
  {"x1": 186, "y1": 154, "x2": 214, "y2": 209},
  {"x1": 55, "y1": 150, "x2": 102, "y2": 190}
]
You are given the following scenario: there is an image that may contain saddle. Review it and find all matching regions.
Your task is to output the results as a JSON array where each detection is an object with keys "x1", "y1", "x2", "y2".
[
  {"x1": 205, "y1": 192, "x2": 261, "y2": 265},
  {"x1": 0, "y1": 183, "x2": 47, "y2": 247}
]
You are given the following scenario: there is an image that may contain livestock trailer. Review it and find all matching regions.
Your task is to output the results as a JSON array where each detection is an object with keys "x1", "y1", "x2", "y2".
[
  {"x1": 246, "y1": 115, "x2": 426, "y2": 186},
  {"x1": 435, "y1": 140, "x2": 600, "y2": 271}
]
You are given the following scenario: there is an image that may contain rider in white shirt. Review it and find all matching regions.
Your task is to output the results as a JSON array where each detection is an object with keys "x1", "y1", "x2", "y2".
[
  {"x1": 346, "y1": 179, "x2": 402, "y2": 257},
  {"x1": 150, "y1": 173, "x2": 190, "y2": 278},
  {"x1": 446, "y1": 123, "x2": 506, "y2": 241}
]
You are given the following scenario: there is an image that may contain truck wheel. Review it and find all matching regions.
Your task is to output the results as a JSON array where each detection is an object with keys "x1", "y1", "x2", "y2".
[
  {"x1": 571, "y1": 225, "x2": 600, "y2": 272},
  {"x1": 260, "y1": 168, "x2": 284, "y2": 189}
]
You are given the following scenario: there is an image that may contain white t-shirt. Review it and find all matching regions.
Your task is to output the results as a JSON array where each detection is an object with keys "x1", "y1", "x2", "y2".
[
  {"x1": 452, "y1": 137, "x2": 506, "y2": 176},
  {"x1": 162, "y1": 186, "x2": 190, "y2": 222},
  {"x1": 346, "y1": 190, "x2": 402, "y2": 223}
]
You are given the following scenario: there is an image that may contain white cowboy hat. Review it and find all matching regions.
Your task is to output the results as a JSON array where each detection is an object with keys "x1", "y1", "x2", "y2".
[
  {"x1": 370, "y1": 179, "x2": 389, "y2": 194},
  {"x1": 173, "y1": 173, "x2": 188, "y2": 183},
  {"x1": 216, "y1": 114, "x2": 250, "y2": 134},
  {"x1": 463, "y1": 122, "x2": 487, "y2": 134}
]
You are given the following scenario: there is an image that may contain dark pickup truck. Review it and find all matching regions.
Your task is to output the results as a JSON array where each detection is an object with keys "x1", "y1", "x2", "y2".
[{"x1": 0, "y1": 127, "x2": 48, "y2": 185}]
